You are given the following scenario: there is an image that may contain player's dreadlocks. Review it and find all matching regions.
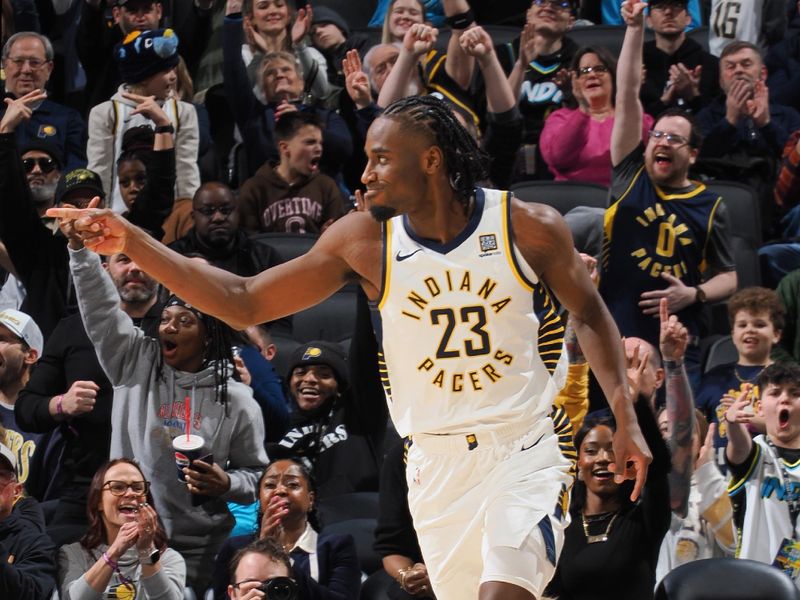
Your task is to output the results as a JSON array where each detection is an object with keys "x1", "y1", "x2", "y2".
[{"x1": 382, "y1": 95, "x2": 489, "y2": 215}]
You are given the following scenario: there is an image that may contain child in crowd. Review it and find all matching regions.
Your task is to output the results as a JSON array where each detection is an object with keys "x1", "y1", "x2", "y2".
[
  {"x1": 726, "y1": 362, "x2": 800, "y2": 585},
  {"x1": 87, "y1": 28, "x2": 200, "y2": 213},
  {"x1": 695, "y1": 287, "x2": 785, "y2": 472},
  {"x1": 238, "y1": 111, "x2": 344, "y2": 234}
]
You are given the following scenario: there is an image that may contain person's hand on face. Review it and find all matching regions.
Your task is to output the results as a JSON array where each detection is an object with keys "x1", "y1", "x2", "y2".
[
  {"x1": 122, "y1": 91, "x2": 171, "y2": 127},
  {"x1": 183, "y1": 460, "x2": 230, "y2": 496},
  {"x1": 259, "y1": 493, "x2": 290, "y2": 539},
  {"x1": 725, "y1": 78, "x2": 752, "y2": 125},
  {"x1": 290, "y1": 4, "x2": 313, "y2": 46}
]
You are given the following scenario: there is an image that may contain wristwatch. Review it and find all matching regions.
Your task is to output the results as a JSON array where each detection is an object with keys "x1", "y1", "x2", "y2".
[
  {"x1": 694, "y1": 286, "x2": 707, "y2": 304},
  {"x1": 154, "y1": 124, "x2": 175, "y2": 134},
  {"x1": 138, "y1": 547, "x2": 160, "y2": 565}
]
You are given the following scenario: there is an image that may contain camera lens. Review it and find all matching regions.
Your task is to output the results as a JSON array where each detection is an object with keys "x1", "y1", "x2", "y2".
[{"x1": 258, "y1": 577, "x2": 297, "y2": 600}]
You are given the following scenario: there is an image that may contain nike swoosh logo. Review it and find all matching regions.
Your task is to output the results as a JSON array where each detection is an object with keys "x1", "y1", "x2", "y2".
[
  {"x1": 521, "y1": 434, "x2": 544, "y2": 452},
  {"x1": 396, "y1": 249, "x2": 423, "y2": 262}
]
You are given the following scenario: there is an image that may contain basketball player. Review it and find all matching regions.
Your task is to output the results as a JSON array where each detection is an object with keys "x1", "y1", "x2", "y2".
[{"x1": 49, "y1": 95, "x2": 650, "y2": 600}]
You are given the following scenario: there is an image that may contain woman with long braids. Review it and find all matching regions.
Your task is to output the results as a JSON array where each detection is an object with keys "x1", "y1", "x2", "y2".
[
  {"x1": 61, "y1": 220, "x2": 268, "y2": 593},
  {"x1": 211, "y1": 457, "x2": 360, "y2": 600},
  {"x1": 50, "y1": 93, "x2": 650, "y2": 600}
]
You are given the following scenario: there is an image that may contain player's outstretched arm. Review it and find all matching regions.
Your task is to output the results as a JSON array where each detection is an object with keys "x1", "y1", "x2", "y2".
[
  {"x1": 47, "y1": 206, "x2": 362, "y2": 329},
  {"x1": 511, "y1": 200, "x2": 652, "y2": 500}
]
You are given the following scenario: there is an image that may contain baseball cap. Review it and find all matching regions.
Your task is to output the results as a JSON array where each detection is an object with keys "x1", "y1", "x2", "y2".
[
  {"x1": 54, "y1": 168, "x2": 105, "y2": 206},
  {"x1": 19, "y1": 139, "x2": 64, "y2": 170},
  {"x1": 286, "y1": 341, "x2": 349, "y2": 389},
  {"x1": 0, "y1": 309, "x2": 44, "y2": 356},
  {"x1": 0, "y1": 442, "x2": 16, "y2": 473}
]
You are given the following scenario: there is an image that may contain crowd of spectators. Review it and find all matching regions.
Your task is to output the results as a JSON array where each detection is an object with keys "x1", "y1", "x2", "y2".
[{"x1": 6, "y1": 0, "x2": 800, "y2": 598}]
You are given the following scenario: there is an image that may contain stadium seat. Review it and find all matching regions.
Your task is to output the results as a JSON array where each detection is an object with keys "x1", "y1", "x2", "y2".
[
  {"x1": 291, "y1": 284, "x2": 359, "y2": 343},
  {"x1": 703, "y1": 335, "x2": 737, "y2": 373},
  {"x1": 270, "y1": 333, "x2": 303, "y2": 379},
  {"x1": 317, "y1": 491, "x2": 380, "y2": 526},
  {"x1": 566, "y1": 25, "x2": 654, "y2": 57},
  {"x1": 654, "y1": 558, "x2": 800, "y2": 600},
  {"x1": 322, "y1": 518, "x2": 382, "y2": 574},
  {"x1": 360, "y1": 569, "x2": 393, "y2": 600},
  {"x1": 510, "y1": 180, "x2": 609, "y2": 215},
  {"x1": 704, "y1": 180, "x2": 762, "y2": 289},
  {"x1": 250, "y1": 232, "x2": 319, "y2": 263},
  {"x1": 686, "y1": 26, "x2": 709, "y2": 53},
  {"x1": 312, "y1": 0, "x2": 379, "y2": 31}
]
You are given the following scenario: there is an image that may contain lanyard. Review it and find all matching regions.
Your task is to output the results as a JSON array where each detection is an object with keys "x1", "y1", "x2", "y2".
[{"x1": 766, "y1": 438, "x2": 800, "y2": 531}]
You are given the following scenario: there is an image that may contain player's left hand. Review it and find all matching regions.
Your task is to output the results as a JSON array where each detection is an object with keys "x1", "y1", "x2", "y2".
[
  {"x1": 639, "y1": 273, "x2": 695, "y2": 315},
  {"x1": 658, "y1": 298, "x2": 689, "y2": 362}
]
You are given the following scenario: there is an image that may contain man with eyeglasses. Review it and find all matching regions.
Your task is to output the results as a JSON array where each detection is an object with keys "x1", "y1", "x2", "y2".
[
  {"x1": 0, "y1": 440, "x2": 57, "y2": 599},
  {"x1": 600, "y1": 1, "x2": 737, "y2": 389},
  {"x1": 0, "y1": 32, "x2": 87, "y2": 172},
  {"x1": 641, "y1": 0, "x2": 720, "y2": 116},
  {"x1": 228, "y1": 538, "x2": 299, "y2": 600}
]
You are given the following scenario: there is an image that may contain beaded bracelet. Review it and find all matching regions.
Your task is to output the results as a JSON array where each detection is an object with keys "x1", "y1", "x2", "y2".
[{"x1": 102, "y1": 552, "x2": 118, "y2": 571}]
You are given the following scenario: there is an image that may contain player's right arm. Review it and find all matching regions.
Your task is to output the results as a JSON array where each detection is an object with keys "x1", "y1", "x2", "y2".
[
  {"x1": 47, "y1": 206, "x2": 374, "y2": 330},
  {"x1": 611, "y1": 1, "x2": 647, "y2": 167}
]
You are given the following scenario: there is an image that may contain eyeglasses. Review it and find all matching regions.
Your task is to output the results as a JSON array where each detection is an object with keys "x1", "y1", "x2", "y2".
[
  {"x1": 6, "y1": 56, "x2": 50, "y2": 70},
  {"x1": 533, "y1": 0, "x2": 572, "y2": 10},
  {"x1": 649, "y1": 129, "x2": 690, "y2": 147},
  {"x1": 577, "y1": 64, "x2": 610, "y2": 77},
  {"x1": 102, "y1": 480, "x2": 150, "y2": 496},
  {"x1": 194, "y1": 205, "x2": 236, "y2": 218},
  {"x1": 22, "y1": 157, "x2": 58, "y2": 174}
]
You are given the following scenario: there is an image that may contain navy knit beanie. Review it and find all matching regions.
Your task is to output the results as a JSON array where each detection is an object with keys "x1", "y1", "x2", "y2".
[{"x1": 115, "y1": 28, "x2": 180, "y2": 84}]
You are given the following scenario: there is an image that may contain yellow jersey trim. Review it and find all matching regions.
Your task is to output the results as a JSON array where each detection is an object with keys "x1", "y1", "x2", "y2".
[
  {"x1": 502, "y1": 192, "x2": 535, "y2": 292},
  {"x1": 377, "y1": 221, "x2": 393, "y2": 310}
]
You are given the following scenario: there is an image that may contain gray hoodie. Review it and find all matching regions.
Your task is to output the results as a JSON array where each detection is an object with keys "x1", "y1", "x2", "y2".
[{"x1": 69, "y1": 247, "x2": 267, "y2": 558}]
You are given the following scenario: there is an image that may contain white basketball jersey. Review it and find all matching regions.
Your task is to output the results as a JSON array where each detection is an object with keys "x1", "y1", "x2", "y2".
[
  {"x1": 709, "y1": 0, "x2": 762, "y2": 56},
  {"x1": 374, "y1": 188, "x2": 568, "y2": 437},
  {"x1": 729, "y1": 435, "x2": 800, "y2": 586}
]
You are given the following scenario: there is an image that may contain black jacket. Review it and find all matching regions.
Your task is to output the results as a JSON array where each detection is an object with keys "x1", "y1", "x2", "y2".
[
  {"x1": 17, "y1": 306, "x2": 162, "y2": 502},
  {"x1": 0, "y1": 499, "x2": 56, "y2": 600},
  {"x1": 641, "y1": 36, "x2": 721, "y2": 116},
  {"x1": 0, "y1": 132, "x2": 72, "y2": 340},
  {"x1": 168, "y1": 228, "x2": 282, "y2": 277}
]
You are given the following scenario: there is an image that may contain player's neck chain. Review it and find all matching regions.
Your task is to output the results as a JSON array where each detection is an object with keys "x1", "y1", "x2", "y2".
[
  {"x1": 581, "y1": 510, "x2": 619, "y2": 544},
  {"x1": 734, "y1": 365, "x2": 765, "y2": 384}
]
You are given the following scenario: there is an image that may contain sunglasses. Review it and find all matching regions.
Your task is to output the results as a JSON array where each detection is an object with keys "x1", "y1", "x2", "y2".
[
  {"x1": 577, "y1": 64, "x2": 610, "y2": 77},
  {"x1": 102, "y1": 480, "x2": 150, "y2": 496},
  {"x1": 22, "y1": 157, "x2": 58, "y2": 174}
]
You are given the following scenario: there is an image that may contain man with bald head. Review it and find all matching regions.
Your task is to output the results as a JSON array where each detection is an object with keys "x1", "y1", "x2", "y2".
[{"x1": 168, "y1": 182, "x2": 283, "y2": 278}]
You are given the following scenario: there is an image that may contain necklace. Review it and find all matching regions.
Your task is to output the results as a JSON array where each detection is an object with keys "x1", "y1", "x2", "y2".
[
  {"x1": 581, "y1": 510, "x2": 619, "y2": 544},
  {"x1": 734, "y1": 365, "x2": 765, "y2": 385}
]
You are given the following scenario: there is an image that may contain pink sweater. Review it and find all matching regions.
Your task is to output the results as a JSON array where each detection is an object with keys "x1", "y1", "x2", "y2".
[{"x1": 539, "y1": 107, "x2": 655, "y2": 187}]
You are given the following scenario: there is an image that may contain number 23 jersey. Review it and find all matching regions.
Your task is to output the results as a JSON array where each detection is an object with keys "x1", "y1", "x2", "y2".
[{"x1": 373, "y1": 187, "x2": 568, "y2": 437}]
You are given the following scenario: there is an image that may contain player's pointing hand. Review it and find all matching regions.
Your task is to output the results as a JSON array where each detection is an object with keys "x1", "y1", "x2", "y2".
[{"x1": 46, "y1": 205, "x2": 132, "y2": 255}]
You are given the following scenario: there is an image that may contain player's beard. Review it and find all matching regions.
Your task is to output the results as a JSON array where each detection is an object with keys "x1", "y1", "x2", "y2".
[
  {"x1": 369, "y1": 205, "x2": 397, "y2": 222},
  {"x1": 30, "y1": 181, "x2": 57, "y2": 208}
]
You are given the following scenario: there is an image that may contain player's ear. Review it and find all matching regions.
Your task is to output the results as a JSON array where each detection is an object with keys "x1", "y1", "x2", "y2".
[{"x1": 421, "y1": 145, "x2": 443, "y2": 175}]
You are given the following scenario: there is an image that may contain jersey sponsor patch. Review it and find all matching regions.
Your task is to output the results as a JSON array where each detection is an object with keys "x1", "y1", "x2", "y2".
[{"x1": 479, "y1": 234, "x2": 498, "y2": 252}]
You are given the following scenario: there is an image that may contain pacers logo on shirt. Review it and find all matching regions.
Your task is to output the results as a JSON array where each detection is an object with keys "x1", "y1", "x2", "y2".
[{"x1": 630, "y1": 202, "x2": 693, "y2": 278}]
